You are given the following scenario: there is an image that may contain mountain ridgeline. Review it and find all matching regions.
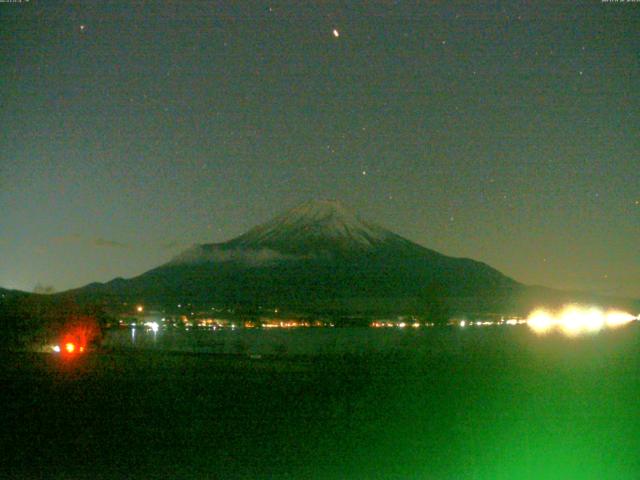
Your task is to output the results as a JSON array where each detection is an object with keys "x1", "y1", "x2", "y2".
[{"x1": 62, "y1": 200, "x2": 638, "y2": 318}]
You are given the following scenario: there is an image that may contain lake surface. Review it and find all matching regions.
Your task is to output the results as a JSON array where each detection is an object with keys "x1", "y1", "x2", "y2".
[
  {"x1": 106, "y1": 325, "x2": 474, "y2": 356},
  {"x1": 3, "y1": 324, "x2": 640, "y2": 479},
  {"x1": 104, "y1": 324, "x2": 537, "y2": 356}
]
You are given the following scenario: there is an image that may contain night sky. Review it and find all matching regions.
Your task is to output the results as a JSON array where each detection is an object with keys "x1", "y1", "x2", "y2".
[{"x1": 1, "y1": 1, "x2": 638, "y2": 298}]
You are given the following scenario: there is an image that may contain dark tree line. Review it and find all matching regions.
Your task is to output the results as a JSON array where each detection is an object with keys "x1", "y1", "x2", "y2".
[{"x1": 0, "y1": 293, "x2": 112, "y2": 350}]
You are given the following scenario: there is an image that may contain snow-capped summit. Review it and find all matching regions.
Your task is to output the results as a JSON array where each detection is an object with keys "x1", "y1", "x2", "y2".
[
  {"x1": 228, "y1": 199, "x2": 391, "y2": 253},
  {"x1": 166, "y1": 200, "x2": 395, "y2": 266}
]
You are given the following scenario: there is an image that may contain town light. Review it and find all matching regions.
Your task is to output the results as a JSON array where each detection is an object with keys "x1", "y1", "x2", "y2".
[
  {"x1": 605, "y1": 311, "x2": 636, "y2": 328},
  {"x1": 527, "y1": 305, "x2": 636, "y2": 336},
  {"x1": 145, "y1": 321, "x2": 159, "y2": 333},
  {"x1": 527, "y1": 309, "x2": 554, "y2": 335}
]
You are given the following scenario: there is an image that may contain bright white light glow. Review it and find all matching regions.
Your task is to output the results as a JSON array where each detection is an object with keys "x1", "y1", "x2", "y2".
[
  {"x1": 145, "y1": 321, "x2": 159, "y2": 333},
  {"x1": 52, "y1": 345, "x2": 61, "y2": 353},
  {"x1": 582, "y1": 307, "x2": 605, "y2": 333},
  {"x1": 527, "y1": 305, "x2": 636, "y2": 336},
  {"x1": 527, "y1": 310, "x2": 554, "y2": 334},
  {"x1": 459, "y1": 320, "x2": 466, "y2": 328},
  {"x1": 605, "y1": 310, "x2": 636, "y2": 328}
]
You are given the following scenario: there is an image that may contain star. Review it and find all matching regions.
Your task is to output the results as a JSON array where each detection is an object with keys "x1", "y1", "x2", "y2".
[
  {"x1": 332, "y1": 29, "x2": 340, "y2": 38},
  {"x1": 80, "y1": 25, "x2": 86, "y2": 32},
  {"x1": 362, "y1": 170, "x2": 367, "y2": 176}
]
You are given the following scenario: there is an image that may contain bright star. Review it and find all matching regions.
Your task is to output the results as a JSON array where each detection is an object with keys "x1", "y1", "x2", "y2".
[{"x1": 333, "y1": 29, "x2": 340, "y2": 38}]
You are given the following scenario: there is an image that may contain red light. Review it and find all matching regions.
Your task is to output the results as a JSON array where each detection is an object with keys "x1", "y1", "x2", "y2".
[{"x1": 58, "y1": 317, "x2": 99, "y2": 357}]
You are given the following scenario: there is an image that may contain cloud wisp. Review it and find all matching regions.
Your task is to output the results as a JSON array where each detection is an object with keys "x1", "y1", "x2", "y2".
[{"x1": 92, "y1": 238, "x2": 128, "y2": 249}]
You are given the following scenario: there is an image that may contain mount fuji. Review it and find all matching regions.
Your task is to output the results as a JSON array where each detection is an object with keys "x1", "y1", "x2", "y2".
[{"x1": 66, "y1": 200, "x2": 532, "y2": 317}]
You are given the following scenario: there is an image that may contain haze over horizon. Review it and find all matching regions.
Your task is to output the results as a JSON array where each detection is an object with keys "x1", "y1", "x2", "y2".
[{"x1": 1, "y1": 1, "x2": 638, "y2": 297}]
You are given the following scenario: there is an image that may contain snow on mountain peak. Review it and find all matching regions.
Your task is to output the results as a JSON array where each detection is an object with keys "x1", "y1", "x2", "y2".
[{"x1": 231, "y1": 199, "x2": 391, "y2": 250}]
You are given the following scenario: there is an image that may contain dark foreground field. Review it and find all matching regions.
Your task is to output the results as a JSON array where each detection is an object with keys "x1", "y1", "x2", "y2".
[{"x1": 2, "y1": 326, "x2": 640, "y2": 479}]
